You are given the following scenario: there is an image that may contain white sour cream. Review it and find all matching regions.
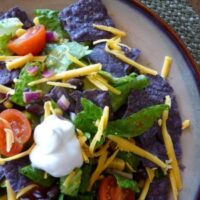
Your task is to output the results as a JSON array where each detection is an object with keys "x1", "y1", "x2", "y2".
[{"x1": 29, "y1": 115, "x2": 83, "y2": 177}]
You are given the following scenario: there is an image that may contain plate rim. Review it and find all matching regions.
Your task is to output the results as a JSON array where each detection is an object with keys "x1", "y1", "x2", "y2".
[
  {"x1": 120, "y1": 0, "x2": 200, "y2": 199},
  {"x1": 121, "y1": 0, "x2": 200, "y2": 91}
]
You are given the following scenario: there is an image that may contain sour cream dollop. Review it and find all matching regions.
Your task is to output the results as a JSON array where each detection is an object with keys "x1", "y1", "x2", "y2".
[{"x1": 29, "y1": 115, "x2": 83, "y2": 177}]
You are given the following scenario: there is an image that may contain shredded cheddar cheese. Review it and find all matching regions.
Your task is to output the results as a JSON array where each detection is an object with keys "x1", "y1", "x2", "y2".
[
  {"x1": 47, "y1": 81, "x2": 77, "y2": 89},
  {"x1": 108, "y1": 158, "x2": 125, "y2": 171},
  {"x1": 0, "y1": 55, "x2": 47, "y2": 62},
  {"x1": 182, "y1": 120, "x2": 190, "y2": 130},
  {"x1": 93, "y1": 24, "x2": 126, "y2": 37},
  {"x1": 93, "y1": 141, "x2": 111, "y2": 157},
  {"x1": 15, "y1": 28, "x2": 26, "y2": 37},
  {"x1": 16, "y1": 184, "x2": 37, "y2": 199},
  {"x1": 6, "y1": 180, "x2": 16, "y2": 200},
  {"x1": 0, "y1": 143, "x2": 35, "y2": 165},
  {"x1": 0, "y1": 84, "x2": 15, "y2": 95},
  {"x1": 161, "y1": 56, "x2": 172, "y2": 79},
  {"x1": 28, "y1": 64, "x2": 102, "y2": 86},
  {"x1": 169, "y1": 170, "x2": 178, "y2": 200},
  {"x1": 63, "y1": 170, "x2": 76, "y2": 187},
  {"x1": 138, "y1": 168, "x2": 155, "y2": 200},
  {"x1": 108, "y1": 135, "x2": 168, "y2": 169},
  {"x1": 65, "y1": 52, "x2": 86, "y2": 67},
  {"x1": 5, "y1": 128, "x2": 14, "y2": 153},
  {"x1": 89, "y1": 106, "x2": 109, "y2": 153},
  {"x1": 6, "y1": 53, "x2": 34, "y2": 71},
  {"x1": 162, "y1": 96, "x2": 182, "y2": 192}
]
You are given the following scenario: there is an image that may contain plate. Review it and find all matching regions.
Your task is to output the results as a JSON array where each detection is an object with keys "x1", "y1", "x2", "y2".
[{"x1": 2, "y1": 0, "x2": 200, "y2": 199}]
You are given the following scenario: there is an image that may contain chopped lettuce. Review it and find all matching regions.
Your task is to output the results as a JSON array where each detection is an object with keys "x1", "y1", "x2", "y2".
[
  {"x1": 35, "y1": 9, "x2": 67, "y2": 38},
  {"x1": 0, "y1": 18, "x2": 23, "y2": 36},
  {"x1": 74, "y1": 98, "x2": 102, "y2": 135},
  {"x1": 60, "y1": 168, "x2": 82, "y2": 197},
  {"x1": 107, "y1": 73, "x2": 149, "y2": 112},
  {"x1": 44, "y1": 42, "x2": 92, "y2": 73},
  {"x1": 10, "y1": 62, "x2": 43, "y2": 106},
  {"x1": 0, "y1": 34, "x2": 12, "y2": 55},
  {"x1": 117, "y1": 151, "x2": 139, "y2": 171},
  {"x1": 106, "y1": 104, "x2": 169, "y2": 137},
  {"x1": 79, "y1": 164, "x2": 93, "y2": 194},
  {"x1": 19, "y1": 165, "x2": 55, "y2": 187},
  {"x1": 114, "y1": 174, "x2": 140, "y2": 193}
]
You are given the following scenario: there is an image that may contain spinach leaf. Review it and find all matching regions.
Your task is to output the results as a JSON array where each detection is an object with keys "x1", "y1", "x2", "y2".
[
  {"x1": 109, "y1": 74, "x2": 149, "y2": 112},
  {"x1": 19, "y1": 165, "x2": 55, "y2": 187},
  {"x1": 79, "y1": 164, "x2": 93, "y2": 193},
  {"x1": 74, "y1": 98, "x2": 102, "y2": 135},
  {"x1": 10, "y1": 62, "x2": 43, "y2": 106},
  {"x1": 114, "y1": 174, "x2": 140, "y2": 193},
  {"x1": 106, "y1": 104, "x2": 168, "y2": 137},
  {"x1": 60, "y1": 168, "x2": 82, "y2": 197},
  {"x1": 0, "y1": 34, "x2": 12, "y2": 55},
  {"x1": 35, "y1": 9, "x2": 66, "y2": 38},
  {"x1": 44, "y1": 42, "x2": 92, "y2": 73},
  {"x1": 117, "y1": 151, "x2": 139, "y2": 171}
]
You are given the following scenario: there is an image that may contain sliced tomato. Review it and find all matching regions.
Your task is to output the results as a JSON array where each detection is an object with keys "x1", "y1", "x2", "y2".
[
  {"x1": 8, "y1": 25, "x2": 46, "y2": 55},
  {"x1": 98, "y1": 176, "x2": 135, "y2": 200},
  {"x1": 0, "y1": 118, "x2": 23, "y2": 157},
  {"x1": 0, "y1": 109, "x2": 32, "y2": 144}
]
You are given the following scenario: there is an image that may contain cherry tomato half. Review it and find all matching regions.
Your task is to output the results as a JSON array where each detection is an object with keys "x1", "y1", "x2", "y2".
[
  {"x1": 98, "y1": 176, "x2": 135, "y2": 200},
  {"x1": 8, "y1": 25, "x2": 46, "y2": 56},
  {"x1": 0, "y1": 109, "x2": 32, "y2": 156}
]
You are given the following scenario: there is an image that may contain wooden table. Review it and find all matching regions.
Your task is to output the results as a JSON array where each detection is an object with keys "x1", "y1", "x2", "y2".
[{"x1": 189, "y1": 0, "x2": 200, "y2": 14}]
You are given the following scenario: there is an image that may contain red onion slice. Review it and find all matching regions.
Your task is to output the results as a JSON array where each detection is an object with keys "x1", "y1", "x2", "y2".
[
  {"x1": 23, "y1": 90, "x2": 42, "y2": 104},
  {"x1": 57, "y1": 95, "x2": 70, "y2": 111},
  {"x1": 42, "y1": 70, "x2": 55, "y2": 78},
  {"x1": 45, "y1": 31, "x2": 58, "y2": 42},
  {"x1": 27, "y1": 66, "x2": 39, "y2": 76}
]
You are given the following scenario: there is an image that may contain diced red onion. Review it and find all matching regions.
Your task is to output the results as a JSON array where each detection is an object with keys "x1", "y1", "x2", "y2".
[
  {"x1": 57, "y1": 95, "x2": 70, "y2": 111},
  {"x1": 27, "y1": 66, "x2": 39, "y2": 76},
  {"x1": 42, "y1": 70, "x2": 55, "y2": 78},
  {"x1": 23, "y1": 91, "x2": 42, "y2": 104},
  {"x1": 45, "y1": 31, "x2": 58, "y2": 42}
]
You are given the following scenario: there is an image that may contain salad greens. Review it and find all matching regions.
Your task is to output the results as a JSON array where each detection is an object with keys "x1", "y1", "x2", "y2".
[
  {"x1": 60, "y1": 168, "x2": 82, "y2": 197},
  {"x1": 19, "y1": 165, "x2": 55, "y2": 187},
  {"x1": 10, "y1": 62, "x2": 43, "y2": 106},
  {"x1": 35, "y1": 9, "x2": 67, "y2": 38},
  {"x1": 114, "y1": 174, "x2": 140, "y2": 193},
  {"x1": 0, "y1": 34, "x2": 12, "y2": 55},
  {"x1": 44, "y1": 42, "x2": 92, "y2": 73},
  {"x1": 106, "y1": 104, "x2": 169, "y2": 137}
]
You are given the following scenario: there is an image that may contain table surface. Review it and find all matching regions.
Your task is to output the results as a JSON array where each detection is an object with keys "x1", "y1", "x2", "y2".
[{"x1": 140, "y1": 0, "x2": 200, "y2": 67}]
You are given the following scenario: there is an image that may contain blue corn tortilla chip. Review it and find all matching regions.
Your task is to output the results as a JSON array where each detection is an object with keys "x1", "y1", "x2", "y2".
[
  {"x1": 125, "y1": 75, "x2": 182, "y2": 167},
  {"x1": 3, "y1": 157, "x2": 32, "y2": 192},
  {"x1": 70, "y1": 89, "x2": 111, "y2": 114},
  {"x1": 59, "y1": 0, "x2": 114, "y2": 42},
  {"x1": 88, "y1": 43, "x2": 141, "y2": 77},
  {"x1": 0, "y1": 166, "x2": 4, "y2": 181},
  {"x1": 147, "y1": 177, "x2": 170, "y2": 200},
  {"x1": 0, "y1": 7, "x2": 33, "y2": 29},
  {"x1": 0, "y1": 61, "x2": 20, "y2": 86}
]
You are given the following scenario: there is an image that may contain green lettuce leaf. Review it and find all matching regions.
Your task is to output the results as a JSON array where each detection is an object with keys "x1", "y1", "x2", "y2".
[
  {"x1": 74, "y1": 98, "x2": 102, "y2": 135},
  {"x1": 60, "y1": 168, "x2": 82, "y2": 197},
  {"x1": 79, "y1": 164, "x2": 93, "y2": 194},
  {"x1": 114, "y1": 174, "x2": 140, "y2": 193},
  {"x1": 35, "y1": 9, "x2": 67, "y2": 38},
  {"x1": 0, "y1": 34, "x2": 12, "y2": 55},
  {"x1": 44, "y1": 42, "x2": 92, "y2": 73},
  {"x1": 117, "y1": 151, "x2": 139, "y2": 171},
  {"x1": 106, "y1": 104, "x2": 168, "y2": 137},
  {"x1": 10, "y1": 62, "x2": 43, "y2": 106},
  {"x1": 0, "y1": 18, "x2": 23, "y2": 36},
  {"x1": 108, "y1": 74, "x2": 149, "y2": 112},
  {"x1": 19, "y1": 165, "x2": 55, "y2": 187}
]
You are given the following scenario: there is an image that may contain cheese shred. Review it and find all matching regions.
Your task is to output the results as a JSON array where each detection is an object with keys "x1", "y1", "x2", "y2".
[
  {"x1": 0, "y1": 143, "x2": 35, "y2": 165},
  {"x1": 0, "y1": 84, "x2": 15, "y2": 95},
  {"x1": 6, "y1": 53, "x2": 34, "y2": 71},
  {"x1": 162, "y1": 95, "x2": 182, "y2": 192},
  {"x1": 5, "y1": 128, "x2": 15, "y2": 153},
  {"x1": 182, "y1": 120, "x2": 190, "y2": 130},
  {"x1": 28, "y1": 64, "x2": 102, "y2": 86},
  {"x1": 108, "y1": 135, "x2": 168, "y2": 169},
  {"x1": 16, "y1": 184, "x2": 37, "y2": 199},
  {"x1": 89, "y1": 106, "x2": 109, "y2": 153},
  {"x1": 47, "y1": 81, "x2": 77, "y2": 89},
  {"x1": 93, "y1": 24, "x2": 126, "y2": 37},
  {"x1": 0, "y1": 55, "x2": 47, "y2": 62},
  {"x1": 138, "y1": 168, "x2": 155, "y2": 200},
  {"x1": 6, "y1": 180, "x2": 16, "y2": 200},
  {"x1": 161, "y1": 56, "x2": 172, "y2": 79},
  {"x1": 63, "y1": 170, "x2": 76, "y2": 187}
]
